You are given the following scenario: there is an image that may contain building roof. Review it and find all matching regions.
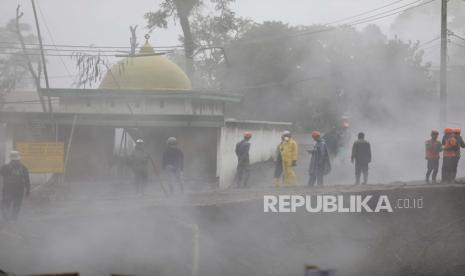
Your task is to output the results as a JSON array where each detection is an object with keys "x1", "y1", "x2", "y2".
[
  {"x1": 99, "y1": 40, "x2": 192, "y2": 91},
  {"x1": 41, "y1": 88, "x2": 241, "y2": 102}
]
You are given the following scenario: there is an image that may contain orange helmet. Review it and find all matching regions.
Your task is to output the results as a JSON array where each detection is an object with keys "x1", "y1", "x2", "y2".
[
  {"x1": 244, "y1": 131, "x2": 252, "y2": 139},
  {"x1": 311, "y1": 131, "x2": 321, "y2": 139},
  {"x1": 453, "y1": 128, "x2": 461, "y2": 134},
  {"x1": 444, "y1": 128, "x2": 454, "y2": 134}
]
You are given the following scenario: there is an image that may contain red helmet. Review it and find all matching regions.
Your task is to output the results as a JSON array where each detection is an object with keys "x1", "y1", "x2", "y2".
[
  {"x1": 444, "y1": 128, "x2": 454, "y2": 134},
  {"x1": 311, "y1": 131, "x2": 321, "y2": 139},
  {"x1": 244, "y1": 131, "x2": 252, "y2": 139}
]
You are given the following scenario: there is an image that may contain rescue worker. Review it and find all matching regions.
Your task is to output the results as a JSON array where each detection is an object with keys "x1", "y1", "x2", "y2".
[
  {"x1": 442, "y1": 128, "x2": 458, "y2": 183},
  {"x1": 0, "y1": 151, "x2": 30, "y2": 221},
  {"x1": 351, "y1": 132, "x2": 372, "y2": 185},
  {"x1": 234, "y1": 132, "x2": 252, "y2": 188},
  {"x1": 425, "y1": 130, "x2": 442, "y2": 184},
  {"x1": 162, "y1": 137, "x2": 184, "y2": 194},
  {"x1": 130, "y1": 138, "x2": 150, "y2": 194},
  {"x1": 308, "y1": 131, "x2": 331, "y2": 187},
  {"x1": 279, "y1": 130, "x2": 298, "y2": 186},
  {"x1": 272, "y1": 134, "x2": 285, "y2": 187},
  {"x1": 451, "y1": 128, "x2": 465, "y2": 181}
]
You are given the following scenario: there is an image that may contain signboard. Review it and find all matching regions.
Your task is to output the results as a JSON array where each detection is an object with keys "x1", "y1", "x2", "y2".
[{"x1": 16, "y1": 142, "x2": 64, "y2": 173}]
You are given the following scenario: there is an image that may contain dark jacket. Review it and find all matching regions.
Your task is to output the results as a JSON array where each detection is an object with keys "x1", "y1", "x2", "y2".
[
  {"x1": 163, "y1": 146, "x2": 184, "y2": 171},
  {"x1": 0, "y1": 160, "x2": 30, "y2": 197},
  {"x1": 235, "y1": 140, "x2": 251, "y2": 165},
  {"x1": 309, "y1": 139, "x2": 331, "y2": 175},
  {"x1": 351, "y1": 139, "x2": 372, "y2": 164},
  {"x1": 130, "y1": 146, "x2": 149, "y2": 174}
]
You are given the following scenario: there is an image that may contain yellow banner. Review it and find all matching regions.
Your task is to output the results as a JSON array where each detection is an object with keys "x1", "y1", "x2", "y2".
[{"x1": 16, "y1": 142, "x2": 64, "y2": 173}]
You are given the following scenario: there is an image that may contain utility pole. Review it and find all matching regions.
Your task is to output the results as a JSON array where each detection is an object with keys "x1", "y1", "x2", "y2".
[
  {"x1": 439, "y1": 0, "x2": 448, "y2": 127},
  {"x1": 31, "y1": 0, "x2": 55, "y2": 135}
]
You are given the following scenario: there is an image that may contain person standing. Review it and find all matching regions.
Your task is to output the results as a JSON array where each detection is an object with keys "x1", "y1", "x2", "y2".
[
  {"x1": 0, "y1": 151, "x2": 30, "y2": 221},
  {"x1": 130, "y1": 139, "x2": 150, "y2": 194},
  {"x1": 442, "y1": 128, "x2": 459, "y2": 183},
  {"x1": 425, "y1": 130, "x2": 442, "y2": 184},
  {"x1": 163, "y1": 137, "x2": 184, "y2": 194},
  {"x1": 279, "y1": 130, "x2": 299, "y2": 186},
  {"x1": 450, "y1": 128, "x2": 465, "y2": 181},
  {"x1": 234, "y1": 132, "x2": 252, "y2": 188},
  {"x1": 308, "y1": 131, "x2": 331, "y2": 187},
  {"x1": 351, "y1": 132, "x2": 372, "y2": 185}
]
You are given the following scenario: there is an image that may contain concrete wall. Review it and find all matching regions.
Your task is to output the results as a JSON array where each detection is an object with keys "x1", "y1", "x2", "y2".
[
  {"x1": 3, "y1": 92, "x2": 225, "y2": 117},
  {"x1": 57, "y1": 98, "x2": 224, "y2": 116},
  {"x1": 217, "y1": 119, "x2": 292, "y2": 188}
]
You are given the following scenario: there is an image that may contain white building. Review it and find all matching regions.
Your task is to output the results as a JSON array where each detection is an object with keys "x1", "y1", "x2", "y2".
[{"x1": 0, "y1": 41, "x2": 290, "y2": 188}]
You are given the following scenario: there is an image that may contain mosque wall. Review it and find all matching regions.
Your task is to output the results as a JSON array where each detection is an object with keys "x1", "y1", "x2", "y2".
[
  {"x1": 56, "y1": 98, "x2": 224, "y2": 116},
  {"x1": 217, "y1": 120, "x2": 291, "y2": 188}
]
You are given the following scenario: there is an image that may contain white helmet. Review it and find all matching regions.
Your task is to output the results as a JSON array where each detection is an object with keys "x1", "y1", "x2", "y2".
[
  {"x1": 282, "y1": 130, "x2": 291, "y2": 137},
  {"x1": 167, "y1": 137, "x2": 177, "y2": 145}
]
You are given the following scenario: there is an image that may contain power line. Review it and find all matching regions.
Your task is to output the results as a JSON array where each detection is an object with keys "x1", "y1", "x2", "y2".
[
  {"x1": 451, "y1": 33, "x2": 465, "y2": 43},
  {"x1": 36, "y1": 1, "x2": 73, "y2": 81},
  {"x1": 335, "y1": 0, "x2": 423, "y2": 26},
  {"x1": 0, "y1": 52, "x2": 121, "y2": 57},
  {"x1": 0, "y1": 51, "x2": 171, "y2": 57},
  {"x1": 0, "y1": 40, "x2": 183, "y2": 50},
  {"x1": 234, "y1": 0, "x2": 437, "y2": 45},
  {"x1": 324, "y1": 0, "x2": 409, "y2": 25},
  {"x1": 0, "y1": 45, "x2": 135, "y2": 53},
  {"x1": 418, "y1": 36, "x2": 440, "y2": 48},
  {"x1": 334, "y1": 0, "x2": 435, "y2": 27}
]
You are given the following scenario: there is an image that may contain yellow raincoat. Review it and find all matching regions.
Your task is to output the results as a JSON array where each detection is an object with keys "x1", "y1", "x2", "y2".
[{"x1": 279, "y1": 138, "x2": 298, "y2": 186}]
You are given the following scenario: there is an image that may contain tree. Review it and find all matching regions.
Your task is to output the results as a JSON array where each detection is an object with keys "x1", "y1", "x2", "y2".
[
  {"x1": 145, "y1": 0, "x2": 251, "y2": 87},
  {"x1": 224, "y1": 21, "x2": 432, "y2": 130},
  {"x1": 186, "y1": 2, "x2": 254, "y2": 88},
  {"x1": 0, "y1": 18, "x2": 40, "y2": 110},
  {"x1": 145, "y1": 0, "x2": 199, "y2": 79}
]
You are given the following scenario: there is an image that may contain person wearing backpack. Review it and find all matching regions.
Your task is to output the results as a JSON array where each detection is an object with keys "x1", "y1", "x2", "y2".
[{"x1": 0, "y1": 151, "x2": 30, "y2": 221}]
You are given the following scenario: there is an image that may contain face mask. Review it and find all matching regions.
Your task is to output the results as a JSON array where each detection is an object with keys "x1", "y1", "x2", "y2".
[{"x1": 284, "y1": 137, "x2": 290, "y2": 141}]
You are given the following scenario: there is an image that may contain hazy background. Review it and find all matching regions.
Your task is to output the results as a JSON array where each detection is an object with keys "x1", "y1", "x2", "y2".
[{"x1": 0, "y1": 0, "x2": 407, "y2": 88}]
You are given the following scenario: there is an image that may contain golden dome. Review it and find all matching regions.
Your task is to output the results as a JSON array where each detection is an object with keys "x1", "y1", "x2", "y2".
[{"x1": 99, "y1": 41, "x2": 192, "y2": 90}]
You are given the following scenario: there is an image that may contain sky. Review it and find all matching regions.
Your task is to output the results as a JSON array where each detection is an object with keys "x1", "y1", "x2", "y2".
[{"x1": 0, "y1": 0, "x2": 409, "y2": 88}]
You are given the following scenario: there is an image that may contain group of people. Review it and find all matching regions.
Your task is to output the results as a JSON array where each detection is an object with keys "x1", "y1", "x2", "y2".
[
  {"x1": 6, "y1": 126, "x2": 464, "y2": 220},
  {"x1": 425, "y1": 128, "x2": 465, "y2": 184},
  {"x1": 129, "y1": 137, "x2": 185, "y2": 195},
  {"x1": 233, "y1": 129, "x2": 372, "y2": 188}
]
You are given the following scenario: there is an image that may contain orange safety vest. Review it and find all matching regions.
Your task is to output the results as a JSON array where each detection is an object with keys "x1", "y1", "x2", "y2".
[
  {"x1": 425, "y1": 139, "x2": 441, "y2": 160},
  {"x1": 443, "y1": 135, "x2": 459, "y2": 158}
]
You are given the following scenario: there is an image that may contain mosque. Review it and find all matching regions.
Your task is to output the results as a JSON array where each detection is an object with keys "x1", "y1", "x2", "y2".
[{"x1": 0, "y1": 38, "x2": 290, "y2": 188}]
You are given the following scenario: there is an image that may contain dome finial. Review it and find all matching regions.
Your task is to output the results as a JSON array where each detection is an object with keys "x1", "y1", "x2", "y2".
[{"x1": 140, "y1": 34, "x2": 155, "y2": 54}]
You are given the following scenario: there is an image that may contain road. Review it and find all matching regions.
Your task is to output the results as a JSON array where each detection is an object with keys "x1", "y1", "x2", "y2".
[{"x1": 1, "y1": 181, "x2": 465, "y2": 276}]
